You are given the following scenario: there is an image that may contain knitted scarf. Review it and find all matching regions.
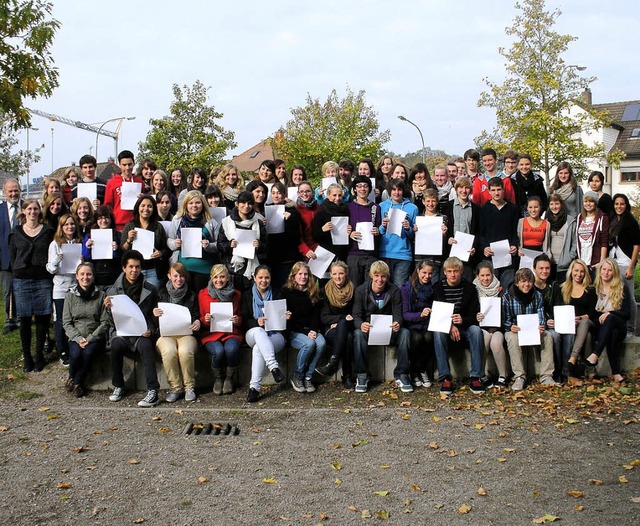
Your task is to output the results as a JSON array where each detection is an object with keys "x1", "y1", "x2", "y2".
[
  {"x1": 123, "y1": 275, "x2": 143, "y2": 304},
  {"x1": 78, "y1": 283, "x2": 96, "y2": 301},
  {"x1": 324, "y1": 279, "x2": 354, "y2": 308},
  {"x1": 165, "y1": 279, "x2": 189, "y2": 304},
  {"x1": 473, "y1": 275, "x2": 502, "y2": 298},
  {"x1": 222, "y1": 208, "x2": 262, "y2": 279},
  {"x1": 554, "y1": 183, "x2": 574, "y2": 203},
  {"x1": 546, "y1": 208, "x2": 567, "y2": 233},
  {"x1": 435, "y1": 180, "x2": 452, "y2": 201},
  {"x1": 207, "y1": 280, "x2": 235, "y2": 302},
  {"x1": 296, "y1": 196, "x2": 317, "y2": 209}
]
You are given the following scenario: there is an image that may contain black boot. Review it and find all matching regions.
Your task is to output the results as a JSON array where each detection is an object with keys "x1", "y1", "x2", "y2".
[
  {"x1": 22, "y1": 350, "x2": 34, "y2": 373},
  {"x1": 316, "y1": 356, "x2": 339, "y2": 377}
]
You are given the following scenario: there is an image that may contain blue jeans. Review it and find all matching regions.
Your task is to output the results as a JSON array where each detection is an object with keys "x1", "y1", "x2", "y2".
[
  {"x1": 548, "y1": 328, "x2": 574, "y2": 378},
  {"x1": 353, "y1": 327, "x2": 410, "y2": 378},
  {"x1": 69, "y1": 339, "x2": 104, "y2": 385},
  {"x1": 205, "y1": 338, "x2": 242, "y2": 368},
  {"x1": 433, "y1": 325, "x2": 483, "y2": 380},
  {"x1": 141, "y1": 269, "x2": 161, "y2": 291},
  {"x1": 53, "y1": 298, "x2": 68, "y2": 358},
  {"x1": 384, "y1": 258, "x2": 412, "y2": 287},
  {"x1": 289, "y1": 331, "x2": 326, "y2": 379}
]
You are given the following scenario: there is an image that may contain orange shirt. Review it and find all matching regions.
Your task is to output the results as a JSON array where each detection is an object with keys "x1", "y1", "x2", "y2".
[{"x1": 522, "y1": 217, "x2": 547, "y2": 248}]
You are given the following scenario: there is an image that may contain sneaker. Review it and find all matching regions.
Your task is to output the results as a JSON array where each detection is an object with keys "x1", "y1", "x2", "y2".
[
  {"x1": 304, "y1": 378, "x2": 316, "y2": 393},
  {"x1": 469, "y1": 377, "x2": 487, "y2": 394},
  {"x1": 290, "y1": 376, "x2": 306, "y2": 393},
  {"x1": 60, "y1": 356, "x2": 70, "y2": 367},
  {"x1": 73, "y1": 383, "x2": 84, "y2": 398},
  {"x1": 440, "y1": 376, "x2": 454, "y2": 395},
  {"x1": 271, "y1": 367, "x2": 284, "y2": 383},
  {"x1": 480, "y1": 375, "x2": 494, "y2": 389},
  {"x1": 138, "y1": 389, "x2": 159, "y2": 407},
  {"x1": 412, "y1": 376, "x2": 423, "y2": 388},
  {"x1": 109, "y1": 386, "x2": 124, "y2": 402},
  {"x1": 396, "y1": 374, "x2": 414, "y2": 393},
  {"x1": 185, "y1": 389, "x2": 197, "y2": 402},
  {"x1": 247, "y1": 387, "x2": 260, "y2": 403},
  {"x1": 355, "y1": 374, "x2": 368, "y2": 393},
  {"x1": 540, "y1": 376, "x2": 559, "y2": 386},
  {"x1": 165, "y1": 390, "x2": 182, "y2": 403},
  {"x1": 512, "y1": 377, "x2": 526, "y2": 391},
  {"x1": 496, "y1": 376, "x2": 508, "y2": 388},
  {"x1": 342, "y1": 375, "x2": 354, "y2": 390},
  {"x1": 420, "y1": 372, "x2": 432, "y2": 388}
]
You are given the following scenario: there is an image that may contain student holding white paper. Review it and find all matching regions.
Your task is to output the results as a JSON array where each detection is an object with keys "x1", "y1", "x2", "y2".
[
  {"x1": 198, "y1": 265, "x2": 243, "y2": 395},
  {"x1": 82, "y1": 206, "x2": 122, "y2": 288},
  {"x1": 413, "y1": 189, "x2": 448, "y2": 282},
  {"x1": 104, "y1": 150, "x2": 145, "y2": 231},
  {"x1": 502, "y1": 268, "x2": 556, "y2": 391},
  {"x1": 153, "y1": 263, "x2": 201, "y2": 403},
  {"x1": 311, "y1": 183, "x2": 351, "y2": 264}
]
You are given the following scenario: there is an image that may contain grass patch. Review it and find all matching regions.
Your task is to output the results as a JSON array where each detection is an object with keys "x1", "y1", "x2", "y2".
[{"x1": 14, "y1": 390, "x2": 42, "y2": 400}]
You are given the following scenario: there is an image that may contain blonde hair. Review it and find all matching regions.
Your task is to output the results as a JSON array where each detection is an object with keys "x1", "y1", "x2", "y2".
[
  {"x1": 71, "y1": 196, "x2": 94, "y2": 224},
  {"x1": 322, "y1": 161, "x2": 339, "y2": 177},
  {"x1": 594, "y1": 258, "x2": 624, "y2": 311},
  {"x1": 369, "y1": 260, "x2": 390, "y2": 277},
  {"x1": 561, "y1": 259, "x2": 591, "y2": 304},
  {"x1": 176, "y1": 190, "x2": 212, "y2": 222},
  {"x1": 209, "y1": 264, "x2": 229, "y2": 279},
  {"x1": 216, "y1": 164, "x2": 244, "y2": 192},
  {"x1": 285, "y1": 262, "x2": 320, "y2": 304}
]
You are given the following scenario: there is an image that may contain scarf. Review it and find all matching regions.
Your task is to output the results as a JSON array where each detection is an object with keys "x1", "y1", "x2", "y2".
[
  {"x1": 179, "y1": 213, "x2": 204, "y2": 233},
  {"x1": 165, "y1": 280, "x2": 189, "y2": 304},
  {"x1": 473, "y1": 275, "x2": 502, "y2": 298},
  {"x1": 78, "y1": 283, "x2": 96, "y2": 301},
  {"x1": 554, "y1": 183, "x2": 574, "y2": 202},
  {"x1": 252, "y1": 284, "x2": 272, "y2": 319},
  {"x1": 513, "y1": 170, "x2": 536, "y2": 207},
  {"x1": 223, "y1": 209, "x2": 262, "y2": 280},
  {"x1": 123, "y1": 275, "x2": 144, "y2": 304},
  {"x1": 321, "y1": 199, "x2": 349, "y2": 217},
  {"x1": 435, "y1": 180, "x2": 452, "y2": 201},
  {"x1": 546, "y1": 208, "x2": 567, "y2": 233},
  {"x1": 509, "y1": 282, "x2": 534, "y2": 305},
  {"x1": 207, "y1": 280, "x2": 235, "y2": 302},
  {"x1": 223, "y1": 185, "x2": 240, "y2": 203},
  {"x1": 296, "y1": 197, "x2": 317, "y2": 209},
  {"x1": 324, "y1": 279, "x2": 354, "y2": 308},
  {"x1": 412, "y1": 282, "x2": 433, "y2": 310}
]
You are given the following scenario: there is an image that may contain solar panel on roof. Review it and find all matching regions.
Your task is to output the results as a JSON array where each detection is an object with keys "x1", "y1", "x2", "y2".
[{"x1": 621, "y1": 103, "x2": 640, "y2": 121}]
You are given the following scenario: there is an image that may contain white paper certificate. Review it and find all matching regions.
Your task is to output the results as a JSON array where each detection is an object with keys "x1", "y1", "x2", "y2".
[
  {"x1": 111, "y1": 294, "x2": 147, "y2": 336},
  {"x1": 265, "y1": 183, "x2": 274, "y2": 205},
  {"x1": 210, "y1": 302, "x2": 233, "y2": 333},
  {"x1": 132, "y1": 228, "x2": 155, "y2": 260},
  {"x1": 233, "y1": 229, "x2": 257, "y2": 259},
  {"x1": 479, "y1": 297, "x2": 501, "y2": 327},
  {"x1": 415, "y1": 216, "x2": 443, "y2": 255},
  {"x1": 76, "y1": 182, "x2": 97, "y2": 202},
  {"x1": 330, "y1": 216, "x2": 349, "y2": 245},
  {"x1": 159, "y1": 221, "x2": 171, "y2": 237},
  {"x1": 287, "y1": 187, "x2": 298, "y2": 201},
  {"x1": 491, "y1": 239, "x2": 512, "y2": 269},
  {"x1": 368, "y1": 314, "x2": 393, "y2": 345},
  {"x1": 263, "y1": 299, "x2": 287, "y2": 332},
  {"x1": 158, "y1": 302, "x2": 192, "y2": 336},
  {"x1": 181, "y1": 227, "x2": 202, "y2": 258},
  {"x1": 356, "y1": 221, "x2": 375, "y2": 251},
  {"x1": 554, "y1": 305, "x2": 576, "y2": 335},
  {"x1": 90, "y1": 229, "x2": 113, "y2": 260},
  {"x1": 519, "y1": 248, "x2": 543, "y2": 270},
  {"x1": 368, "y1": 178, "x2": 376, "y2": 202},
  {"x1": 387, "y1": 208, "x2": 406, "y2": 237},
  {"x1": 449, "y1": 231, "x2": 475, "y2": 262},
  {"x1": 121, "y1": 181, "x2": 142, "y2": 210},
  {"x1": 265, "y1": 205, "x2": 285, "y2": 234},
  {"x1": 308, "y1": 245, "x2": 335, "y2": 278},
  {"x1": 209, "y1": 207, "x2": 227, "y2": 225},
  {"x1": 517, "y1": 313, "x2": 541, "y2": 346},
  {"x1": 321, "y1": 177, "x2": 337, "y2": 191},
  {"x1": 60, "y1": 244, "x2": 83, "y2": 274},
  {"x1": 428, "y1": 301, "x2": 455, "y2": 334}
]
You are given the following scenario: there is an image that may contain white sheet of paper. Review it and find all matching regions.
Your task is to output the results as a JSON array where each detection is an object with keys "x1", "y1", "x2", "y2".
[
  {"x1": 181, "y1": 227, "x2": 202, "y2": 258},
  {"x1": 76, "y1": 182, "x2": 97, "y2": 202},
  {"x1": 356, "y1": 221, "x2": 375, "y2": 251},
  {"x1": 132, "y1": 228, "x2": 154, "y2": 260},
  {"x1": 209, "y1": 206, "x2": 227, "y2": 225},
  {"x1": 209, "y1": 302, "x2": 233, "y2": 333},
  {"x1": 265, "y1": 183, "x2": 274, "y2": 205},
  {"x1": 287, "y1": 187, "x2": 298, "y2": 201},
  {"x1": 265, "y1": 205, "x2": 285, "y2": 234},
  {"x1": 517, "y1": 313, "x2": 541, "y2": 346},
  {"x1": 428, "y1": 301, "x2": 455, "y2": 334},
  {"x1": 330, "y1": 216, "x2": 349, "y2": 245},
  {"x1": 158, "y1": 302, "x2": 192, "y2": 336},
  {"x1": 264, "y1": 299, "x2": 287, "y2": 332},
  {"x1": 554, "y1": 305, "x2": 576, "y2": 335},
  {"x1": 321, "y1": 177, "x2": 337, "y2": 191},
  {"x1": 60, "y1": 243, "x2": 82, "y2": 274},
  {"x1": 233, "y1": 229, "x2": 257, "y2": 259},
  {"x1": 387, "y1": 207, "x2": 406, "y2": 237},
  {"x1": 491, "y1": 239, "x2": 512, "y2": 269},
  {"x1": 158, "y1": 221, "x2": 170, "y2": 237},
  {"x1": 111, "y1": 294, "x2": 147, "y2": 337},
  {"x1": 90, "y1": 229, "x2": 113, "y2": 260},
  {"x1": 415, "y1": 216, "x2": 443, "y2": 255},
  {"x1": 368, "y1": 314, "x2": 393, "y2": 345},
  {"x1": 120, "y1": 181, "x2": 141, "y2": 210},
  {"x1": 308, "y1": 245, "x2": 335, "y2": 278},
  {"x1": 368, "y1": 178, "x2": 376, "y2": 202},
  {"x1": 479, "y1": 297, "x2": 501, "y2": 327},
  {"x1": 449, "y1": 231, "x2": 475, "y2": 262},
  {"x1": 519, "y1": 248, "x2": 543, "y2": 270}
]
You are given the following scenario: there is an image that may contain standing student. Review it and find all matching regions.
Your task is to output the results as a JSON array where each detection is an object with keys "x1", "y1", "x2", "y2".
[
  {"x1": 255, "y1": 160, "x2": 277, "y2": 185},
  {"x1": 70, "y1": 154, "x2": 107, "y2": 207},
  {"x1": 315, "y1": 161, "x2": 350, "y2": 204},
  {"x1": 311, "y1": 183, "x2": 350, "y2": 264},
  {"x1": 462, "y1": 149, "x2": 480, "y2": 182},
  {"x1": 576, "y1": 191, "x2": 609, "y2": 278},
  {"x1": 216, "y1": 163, "x2": 245, "y2": 211},
  {"x1": 473, "y1": 148, "x2": 515, "y2": 206},
  {"x1": 82, "y1": 206, "x2": 121, "y2": 289},
  {"x1": 588, "y1": 171, "x2": 613, "y2": 216},
  {"x1": 70, "y1": 197, "x2": 94, "y2": 240},
  {"x1": 546, "y1": 193, "x2": 577, "y2": 283},
  {"x1": 517, "y1": 196, "x2": 550, "y2": 257},
  {"x1": 137, "y1": 158, "x2": 157, "y2": 194},
  {"x1": 414, "y1": 188, "x2": 448, "y2": 282},
  {"x1": 295, "y1": 181, "x2": 321, "y2": 261},
  {"x1": 408, "y1": 162, "x2": 434, "y2": 210},
  {"x1": 549, "y1": 161, "x2": 583, "y2": 218},
  {"x1": 510, "y1": 154, "x2": 548, "y2": 215},
  {"x1": 432, "y1": 164, "x2": 453, "y2": 214},
  {"x1": 104, "y1": 150, "x2": 145, "y2": 232},
  {"x1": 374, "y1": 154, "x2": 394, "y2": 201}
]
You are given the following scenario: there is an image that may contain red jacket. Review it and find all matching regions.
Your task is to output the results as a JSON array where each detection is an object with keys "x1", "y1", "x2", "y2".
[
  {"x1": 198, "y1": 287, "x2": 243, "y2": 344},
  {"x1": 104, "y1": 174, "x2": 145, "y2": 231},
  {"x1": 296, "y1": 202, "x2": 319, "y2": 259},
  {"x1": 472, "y1": 174, "x2": 516, "y2": 207}
]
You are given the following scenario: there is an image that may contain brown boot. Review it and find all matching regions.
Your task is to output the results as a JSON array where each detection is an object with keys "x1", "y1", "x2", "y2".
[
  {"x1": 223, "y1": 366, "x2": 237, "y2": 394},
  {"x1": 212, "y1": 367, "x2": 224, "y2": 395}
]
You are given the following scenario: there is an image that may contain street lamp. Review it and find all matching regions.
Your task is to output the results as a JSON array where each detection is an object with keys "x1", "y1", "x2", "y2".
[
  {"x1": 25, "y1": 127, "x2": 38, "y2": 197},
  {"x1": 50, "y1": 127, "x2": 54, "y2": 174},
  {"x1": 95, "y1": 116, "x2": 136, "y2": 162},
  {"x1": 397, "y1": 115, "x2": 426, "y2": 164}
]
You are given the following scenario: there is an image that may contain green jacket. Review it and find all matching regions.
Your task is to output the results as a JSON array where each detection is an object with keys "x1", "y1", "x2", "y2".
[{"x1": 63, "y1": 285, "x2": 109, "y2": 344}]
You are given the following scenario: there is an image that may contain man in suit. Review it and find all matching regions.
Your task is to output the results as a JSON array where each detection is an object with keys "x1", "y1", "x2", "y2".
[{"x1": 0, "y1": 178, "x2": 22, "y2": 333}]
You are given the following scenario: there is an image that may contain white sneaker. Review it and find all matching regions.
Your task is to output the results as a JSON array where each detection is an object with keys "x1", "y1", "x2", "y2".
[
  {"x1": 138, "y1": 389, "x2": 159, "y2": 407},
  {"x1": 419, "y1": 372, "x2": 432, "y2": 388},
  {"x1": 512, "y1": 377, "x2": 526, "y2": 391},
  {"x1": 109, "y1": 387, "x2": 124, "y2": 402},
  {"x1": 165, "y1": 390, "x2": 182, "y2": 403},
  {"x1": 185, "y1": 389, "x2": 196, "y2": 402}
]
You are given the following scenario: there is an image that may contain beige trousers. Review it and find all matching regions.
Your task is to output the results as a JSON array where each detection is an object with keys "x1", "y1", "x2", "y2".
[
  {"x1": 156, "y1": 335, "x2": 198, "y2": 390},
  {"x1": 505, "y1": 330, "x2": 554, "y2": 381}
]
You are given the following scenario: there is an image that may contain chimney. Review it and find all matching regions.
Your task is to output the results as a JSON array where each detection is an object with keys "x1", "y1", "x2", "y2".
[{"x1": 582, "y1": 88, "x2": 592, "y2": 106}]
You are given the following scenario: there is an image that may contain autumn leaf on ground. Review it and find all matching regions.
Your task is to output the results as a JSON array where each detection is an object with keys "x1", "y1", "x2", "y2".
[
  {"x1": 331, "y1": 461, "x2": 342, "y2": 470},
  {"x1": 262, "y1": 477, "x2": 278, "y2": 484},
  {"x1": 331, "y1": 443, "x2": 341, "y2": 449},
  {"x1": 0, "y1": 426, "x2": 8, "y2": 432},
  {"x1": 319, "y1": 512, "x2": 329, "y2": 520},
  {"x1": 151, "y1": 416, "x2": 162, "y2": 421},
  {"x1": 478, "y1": 487, "x2": 487, "y2": 496},
  {"x1": 619, "y1": 476, "x2": 628, "y2": 483},
  {"x1": 73, "y1": 446, "x2": 89, "y2": 453},
  {"x1": 374, "y1": 491, "x2": 389, "y2": 496},
  {"x1": 429, "y1": 442, "x2": 439, "y2": 449},
  {"x1": 447, "y1": 449, "x2": 458, "y2": 457},
  {"x1": 348, "y1": 505, "x2": 358, "y2": 512},
  {"x1": 361, "y1": 510, "x2": 372, "y2": 519},
  {"x1": 503, "y1": 448, "x2": 516, "y2": 453},
  {"x1": 38, "y1": 407, "x2": 50, "y2": 412},
  {"x1": 630, "y1": 459, "x2": 640, "y2": 466},
  {"x1": 411, "y1": 484, "x2": 421, "y2": 491},
  {"x1": 575, "y1": 505, "x2": 585, "y2": 511},
  {"x1": 56, "y1": 482, "x2": 71, "y2": 489},
  {"x1": 589, "y1": 479, "x2": 603, "y2": 485},
  {"x1": 197, "y1": 477, "x2": 208, "y2": 484},
  {"x1": 474, "y1": 423, "x2": 486, "y2": 430},
  {"x1": 334, "y1": 478, "x2": 342, "y2": 485},
  {"x1": 133, "y1": 519, "x2": 145, "y2": 524},
  {"x1": 158, "y1": 427, "x2": 170, "y2": 433},
  {"x1": 375, "y1": 510, "x2": 389, "y2": 520},
  {"x1": 47, "y1": 414, "x2": 59, "y2": 420},
  {"x1": 532, "y1": 514, "x2": 559, "y2": 524},
  {"x1": 497, "y1": 458, "x2": 507, "y2": 462},
  {"x1": 458, "y1": 504, "x2": 472, "y2": 514},
  {"x1": 402, "y1": 414, "x2": 411, "y2": 420},
  {"x1": 379, "y1": 464, "x2": 390, "y2": 469},
  {"x1": 128, "y1": 459, "x2": 140, "y2": 465},
  {"x1": 566, "y1": 490, "x2": 584, "y2": 498}
]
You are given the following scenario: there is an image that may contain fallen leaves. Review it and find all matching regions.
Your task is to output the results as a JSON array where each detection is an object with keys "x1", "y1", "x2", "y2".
[
  {"x1": 197, "y1": 477, "x2": 208, "y2": 484},
  {"x1": 374, "y1": 491, "x2": 389, "y2": 497},
  {"x1": 589, "y1": 479, "x2": 603, "y2": 485},
  {"x1": 619, "y1": 476, "x2": 628, "y2": 484},
  {"x1": 533, "y1": 514, "x2": 559, "y2": 524},
  {"x1": 56, "y1": 482, "x2": 71, "y2": 489},
  {"x1": 477, "y1": 487, "x2": 487, "y2": 496},
  {"x1": 458, "y1": 503, "x2": 472, "y2": 514},
  {"x1": 262, "y1": 477, "x2": 278, "y2": 484},
  {"x1": 331, "y1": 461, "x2": 342, "y2": 471},
  {"x1": 128, "y1": 459, "x2": 140, "y2": 465},
  {"x1": 566, "y1": 490, "x2": 584, "y2": 498}
]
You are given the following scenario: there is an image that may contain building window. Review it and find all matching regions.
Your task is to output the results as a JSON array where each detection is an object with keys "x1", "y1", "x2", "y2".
[{"x1": 620, "y1": 170, "x2": 640, "y2": 183}]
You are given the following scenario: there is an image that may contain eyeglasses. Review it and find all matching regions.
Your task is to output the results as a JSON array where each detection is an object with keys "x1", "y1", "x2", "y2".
[{"x1": 355, "y1": 184, "x2": 369, "y2": 189}]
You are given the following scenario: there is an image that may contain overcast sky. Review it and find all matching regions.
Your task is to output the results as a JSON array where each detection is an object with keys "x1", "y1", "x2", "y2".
[{"x1": 18, "y1": 0, "x2": 638, "y2": 180}]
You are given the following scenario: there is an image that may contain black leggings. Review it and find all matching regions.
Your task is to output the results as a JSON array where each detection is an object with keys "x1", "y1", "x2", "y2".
[
  {"x1": 19, "y1": 315, "x2": 50, "y2": 362},
  {"x1": 409, "y1": 329, "x2": 434, "y2": 375},
  {"x1": 594, "y1": 314, "x2": 626, "y2": 375}
]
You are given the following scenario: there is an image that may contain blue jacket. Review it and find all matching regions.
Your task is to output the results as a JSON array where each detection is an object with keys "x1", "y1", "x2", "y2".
[{"x1": 378, "y1": 198, "x2": 418, "y2": 261}]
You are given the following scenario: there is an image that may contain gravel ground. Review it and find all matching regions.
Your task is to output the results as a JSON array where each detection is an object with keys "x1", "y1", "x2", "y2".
[{"x1": 0, "y1": 365, "x2": 639, "y2": 525}]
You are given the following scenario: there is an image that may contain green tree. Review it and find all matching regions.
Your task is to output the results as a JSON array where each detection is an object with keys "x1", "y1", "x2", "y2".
[
  {"x1": 275, "y1": 88, "x2": 390, "y2": 181},
  {"x1": 477, "y1": 0, "x2": 623, "y2": 185},
  {"x1": 0, "y1": 115, "x2": 41, "y2": 179},
  {"x1": 0, "y1": 0, "x2": 60, "y2": 129},
  {"x1": 138, "y1": 80, "x2": 236, "y2": 172}
]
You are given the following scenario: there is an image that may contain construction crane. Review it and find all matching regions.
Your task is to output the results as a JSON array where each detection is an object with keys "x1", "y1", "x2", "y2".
[{"x1": 27, "y1": 108, "x2": 118, "y2": 139}]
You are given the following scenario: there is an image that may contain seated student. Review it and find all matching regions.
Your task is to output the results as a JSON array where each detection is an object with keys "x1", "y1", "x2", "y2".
[
  {"x1": 473, "y1": 261, "x2": 508, "y2": 388},
  {"x1": 401, "y1": 259, "x2": 436, "y2": 389},
  {"x1": 502, "y1": 268, "x2": 556, "y2": 391},
  {"x1": 104, "y1": 250, "x2": 160, "y2": 407},
  {"x1": 153, "y1": 262, "x2": 201, "y2": 403},
  {"x1": 433, "y1": 256, "x2": 486, "y2": 395},
  {"x1": 479, "y1": 177, "x2": 519, "y2": 289},
  {"x1": 311, "y1": 183, "x2": 350, "y2": 264},
  {"x1": 352, "y1": 260, "x2": 412, "y2": 394},
  {"x1": 242, "y1": 265, "x2": 288, "y2": 403}
]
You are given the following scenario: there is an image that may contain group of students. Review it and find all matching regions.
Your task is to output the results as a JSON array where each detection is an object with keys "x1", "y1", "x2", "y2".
[{"x1": 1, "y1": 146, "x2": 637, "y2": 405}]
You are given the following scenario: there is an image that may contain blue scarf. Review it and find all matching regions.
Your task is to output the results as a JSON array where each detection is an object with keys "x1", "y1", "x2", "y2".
[{"x1": 252, "y1": 284, "x2": 272, "y2": 319}]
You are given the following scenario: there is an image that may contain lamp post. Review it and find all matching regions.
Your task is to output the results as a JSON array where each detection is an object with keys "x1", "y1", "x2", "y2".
[
  {"x1": 25, "y1": 127, "x2": 38, "y2": 197},
  {"x1": 397, "y1": 115, "x2": 426, "y2": 164},
  {"x1": 50, "y1": 127, "x2": 54, "y2": 174},
  {"x1": 95, "y1": 116, "x2": 136, "y2": 161}
]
